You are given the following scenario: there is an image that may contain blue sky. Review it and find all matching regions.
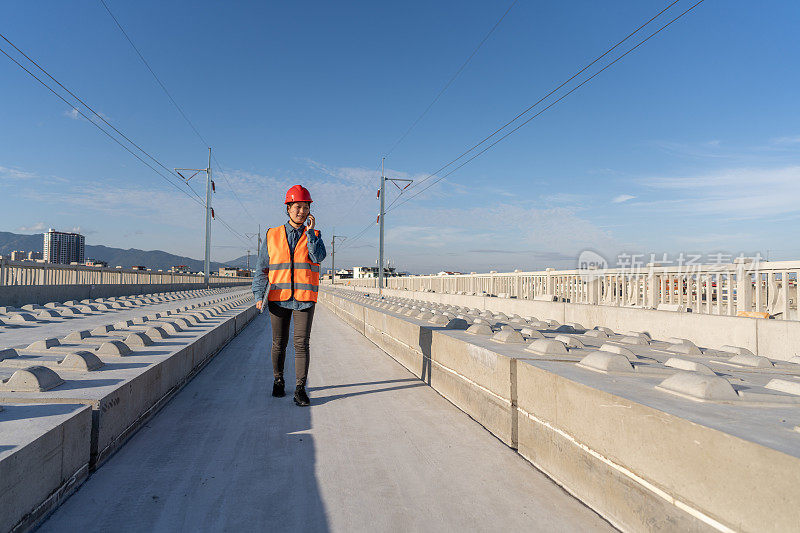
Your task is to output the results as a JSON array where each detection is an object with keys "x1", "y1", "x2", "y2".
[{"x1": 2, "y1": 0, "x2": 799, "y2": 273}]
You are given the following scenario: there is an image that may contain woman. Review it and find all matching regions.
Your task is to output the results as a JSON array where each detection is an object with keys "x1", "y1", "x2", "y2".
[{"x1": 252, "y1": 185, "x2": 326, "y2": 406}]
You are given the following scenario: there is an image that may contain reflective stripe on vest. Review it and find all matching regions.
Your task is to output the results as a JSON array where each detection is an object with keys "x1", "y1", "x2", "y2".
[{"x1": 266, "y1": 225, "x2": 320, "y2": 303}]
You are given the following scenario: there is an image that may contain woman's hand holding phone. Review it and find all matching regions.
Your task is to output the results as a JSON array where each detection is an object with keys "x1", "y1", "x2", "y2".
[{"x1": 306, "y1": 214, "x2": 315, "y2": 231}]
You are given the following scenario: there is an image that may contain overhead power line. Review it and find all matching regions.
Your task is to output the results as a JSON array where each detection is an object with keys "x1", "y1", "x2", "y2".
[
  {"x1": 341, "y1": 0, "x2": 706, "y2": 250},
  {"x1": 387, "y1": 0, "x2": 706, "y2": 214},
  {"x1": 383, "y1": 0, "x2": 518, "y2": 158},
  {"x1": 396, "y1": 0, "x2": 684, "y2": 200},
  {"x1": 0, "y1": 33, "x2": 253, "y2": 248},
  {"x1": 0, "y1": 31, "x2": 206, "y2": 205},
  {"x1": 0, "y1": 41, "x2": 204, "y2": 206},
  {"x1": 99, "y1": 0, "x2": 259, "y2": 226}
]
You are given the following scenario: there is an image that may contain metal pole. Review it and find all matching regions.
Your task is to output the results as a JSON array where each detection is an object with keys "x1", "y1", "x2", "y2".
[
  {"x1": 331, "y1": 235, "x2": 335, "y2": 285},
  {"x1": 204, "y1": 147, "x2": 212, "y2": 286},
  {"x1": 246, "y1": 250, "x2": 250, "y2": 270},
  {"x1": 378, "y1": 157, "x2": 385, "y2": 294},
  {"x1": 257, "y1": 224, "x2": 262, "y2": 257}
]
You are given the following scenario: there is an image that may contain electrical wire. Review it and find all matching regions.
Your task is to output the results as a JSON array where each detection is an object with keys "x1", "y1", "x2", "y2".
[
  {"x1": 0, "y1": 35, "x2": 253, "y2": 249},
  {"x1": 0, "y1": 43, "x2": 205, "y2": 206},
  {"x1": 0, "y1": 31, "x2": 206, "y2": 205},
  {"x1": 343, "y1": 0, "x2": 706, "y2": 249},
  {"x1": 388, "y1": 0, "x2": 706, "y2": 214},
  {"x1": 340, "y1": 1, "x2": 517, "y2": 246},
  {"x1": 383, "y1": 0, "x2": 518, "y2": 158},
  {"x1": 396, "y1": 0, "x2": 684, "y2": 198},
  {"x1": 99, "y1": 0, "x2": 259, "y2": 226}
]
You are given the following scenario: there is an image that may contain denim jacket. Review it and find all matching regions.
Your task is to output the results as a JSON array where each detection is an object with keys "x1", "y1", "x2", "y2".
[{"x1": 251, "y1": 221, "x2": 327, "y2": 310}]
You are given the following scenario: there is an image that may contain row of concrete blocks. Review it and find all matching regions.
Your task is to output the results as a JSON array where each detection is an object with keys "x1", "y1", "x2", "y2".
[
  {"x1": 360, "y1": 294, "x2": 800, "y2": 405},
  {"x1": 0, "y1": 291, "x2": 253, "y2": 391},
  {"x1": 320, "y1": 288, "x2": 800, "y2": 533},
  {"x1": 0, "y1": 291, "x2": 257, "y2": 533},
  {"x1": 0, "y1": 286, "x2": 242, "y2": 327}
]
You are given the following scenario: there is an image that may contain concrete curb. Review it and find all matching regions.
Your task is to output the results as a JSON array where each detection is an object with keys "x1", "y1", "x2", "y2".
[
  {"x1": 0, "y1": 291, "x2": 257, "y2": 533},
  {"x1": 320, "y1": 288, "x2": 800, "y2": 533}
]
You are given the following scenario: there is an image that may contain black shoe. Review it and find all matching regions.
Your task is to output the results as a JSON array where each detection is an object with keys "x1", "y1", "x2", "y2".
[
  {"x1": 272, "y1": 378, "x2": 285, "y2": 397},
  {"x1": 293, "y1": 386, "x2": 310, "y2": 406}
]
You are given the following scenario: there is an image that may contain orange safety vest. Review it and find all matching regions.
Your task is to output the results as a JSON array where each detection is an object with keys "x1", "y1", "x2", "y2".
[{"x1": 266, "y1": 225, "x2": 320, "y2": 302}]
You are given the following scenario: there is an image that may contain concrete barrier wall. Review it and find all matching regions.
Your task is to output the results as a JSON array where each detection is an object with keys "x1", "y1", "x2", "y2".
[
  {"x1": 341, "y1": 286, "x2": 800, "y2": 362},
  {"x1": 319, "y1": 289, "x2": 800, "y2": 533},
  {"x1": 0, "y1": 281, "x2": 251, "y2": 307},
  {"x1": 0, "y1": 294, "x2": 256, "y2": 533}
]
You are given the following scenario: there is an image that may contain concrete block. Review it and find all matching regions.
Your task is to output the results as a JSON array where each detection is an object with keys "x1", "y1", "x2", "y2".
[
  {"x1": 666, "y1": 342, "x2": 702, "y2": 356},
  {"x1": 63, "y1": 330, "x2": 92, "y2": 342},
  {"x1": 123, "y1": 332, "x2": 154, "y2": 347},
  {"x1": 729, "y1": 353, "x2": 773, "y2": 368},
  {"x1": 0, "y1": 366, "x2": 65, "y2": 392},
  {"x1": 617, "y1": 336, "x2": 649, "y2": 346},
  {"x1": 555, "y1": 335, "x2": 585, "y2": 349},
  {"x1": 90, "y1": 324, "x2": 115, "y2": 335},
  {"x1": 598, "y1": 343, "x2": 638, "y2": 359},
  {"x1": 765, "y1": 379, "x2": 800, "y2": 396},
  {"x1": 525, "y1": 339, "x2": 568, "y2": 355},
  {"x1": 444, "y1": 318, "x2": 469, "y2": 330},
  {"x1": 656, "y1": 372, "x2": 738, "y2": 401},
  {"x1": 26, "y1": 338, "x2": 60, "y2": 351},
  {"x1": 9, "y1": 313, "x2": 37, "y2": 323},
  {"x1": 491, "y1": 326, "x2": 526, "y2": 344},
  {"x1": 428, "y1": 314, "x2": 450, "y2": 326},
  {"x1": 578, "y1": 351, "x2": 635, "y2": 373},
  {"x1": 36, "y1": 309, "x2": 62, "y2": 319},
  {"x1": 466, "y1": 324, "x2": 493, "y2": 335},
  {"x1": 720, "y1": 345, "x2": 754, "y2": 357},
  {"x1": 520, "y1": 327, "x2": 544, "y2": 339},
  {"x1": 664, "y1": 358, "x2": 716, "y2": 375},
  {"x1": 144, "y1": 326, "x2": 170, "y2": 340},
  {"x1": 96, "y1": 341, "x2": 133, "y2": 357}
]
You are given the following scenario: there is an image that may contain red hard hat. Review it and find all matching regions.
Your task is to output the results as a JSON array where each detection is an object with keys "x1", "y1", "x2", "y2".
[{"x1": 285, "y1": 185, "x2": 313, "y2": 204}]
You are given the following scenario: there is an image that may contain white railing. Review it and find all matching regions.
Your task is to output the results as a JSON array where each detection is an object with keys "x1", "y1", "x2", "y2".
[
  {"x1": 327, "y1": 258, "x2": 800, "y2": 320},
  {"x1": 0, "y1": 259, "x2": 250, "y2": 287}
]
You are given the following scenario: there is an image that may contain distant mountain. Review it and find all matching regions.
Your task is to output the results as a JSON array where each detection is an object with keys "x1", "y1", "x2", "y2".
[
  {"x1": 0, "y1": 231, "x2": 233, "y2": 273},
  {"x1": 226, "y1": 254, "x2": 258, "y2": 269}
]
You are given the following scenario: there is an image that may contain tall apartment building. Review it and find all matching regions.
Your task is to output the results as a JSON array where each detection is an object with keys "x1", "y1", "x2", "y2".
[{"x1": 43, "y1": 229, "x2": 85, "y2": 264}]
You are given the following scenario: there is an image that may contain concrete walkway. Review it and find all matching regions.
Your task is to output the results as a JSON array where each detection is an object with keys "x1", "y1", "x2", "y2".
[{"x1": 41, "y1": 305, "x2": 613, "y2": 532}]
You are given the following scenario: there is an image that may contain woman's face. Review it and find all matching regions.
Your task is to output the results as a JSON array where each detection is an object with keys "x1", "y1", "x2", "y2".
[{"x1": 287, "y1": 201, "x2": 310, "y2": 225}]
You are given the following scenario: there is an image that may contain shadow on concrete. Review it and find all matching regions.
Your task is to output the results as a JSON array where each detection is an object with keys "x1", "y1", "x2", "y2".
[
  {"x1": 0, "y1": 445, "x2": 14, "y2": 454},
  {"x1": 56, "y1": 378, "x2": 124, "y2": 391},
  {"x1": 0, "y1": 403, "x2": 83, "y2": 422},
  {"x1": 310, "y1": 383, "x2": 425, "y2": 406},
  {"x1": 308, "y1": 377, "x2": 417, "y2": 391},
  {"x1": 39, "y1": 312, "x2": 330, "y2": 532},
  {"x1": 419, "y1": 327, "x2": 432, "y2": 385}
]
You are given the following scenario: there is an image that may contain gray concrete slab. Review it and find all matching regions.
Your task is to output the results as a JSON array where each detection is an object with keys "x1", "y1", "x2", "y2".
[
  {"x1": 0, "y1": 403, "x2": 92, "y2": 533},
  {"x1": 0, "y1": 288, "x2": 249, "y2": 350},
  {"x1": 40, "y1": 305, "x2": 611, "y2": 533}
]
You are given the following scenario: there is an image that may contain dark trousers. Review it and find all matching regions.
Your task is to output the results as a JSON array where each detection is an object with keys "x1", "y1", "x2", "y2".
[{"x1": 268, "y1": 301, "x2": 315, "y2": 387}]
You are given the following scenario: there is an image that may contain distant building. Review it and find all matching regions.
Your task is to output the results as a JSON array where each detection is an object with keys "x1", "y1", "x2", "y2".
[
  {"x1": 352, "y1": 266, "x2": 397, "y2": 279},
  {"x1": 131, "y1": 265, "x2": 147, "y2": 271},
  {"x1": 85, "y1": 259, "x2": 108, "y2": 267},
  {"x1": 218, "y1": 267, "x2": 252, "y2": 277},
  {"x1": 335, "y1": 268, "x2": 353, "y2": 279},
  {"x1": 43, "y1": 229, "x2": 85, "y2": 265},
  {"x1": 9, "y1": 250, "x2": 27, "y2": 261},
  {"x1": 28, "y1": 251, "x2": 42, "y2": 261},
  {"x1": 437, "y1": 271, "x2": 463, "y2": 276},
  {"x1": 170, "y1": 265, "x2": 191, "y2": 273}
]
